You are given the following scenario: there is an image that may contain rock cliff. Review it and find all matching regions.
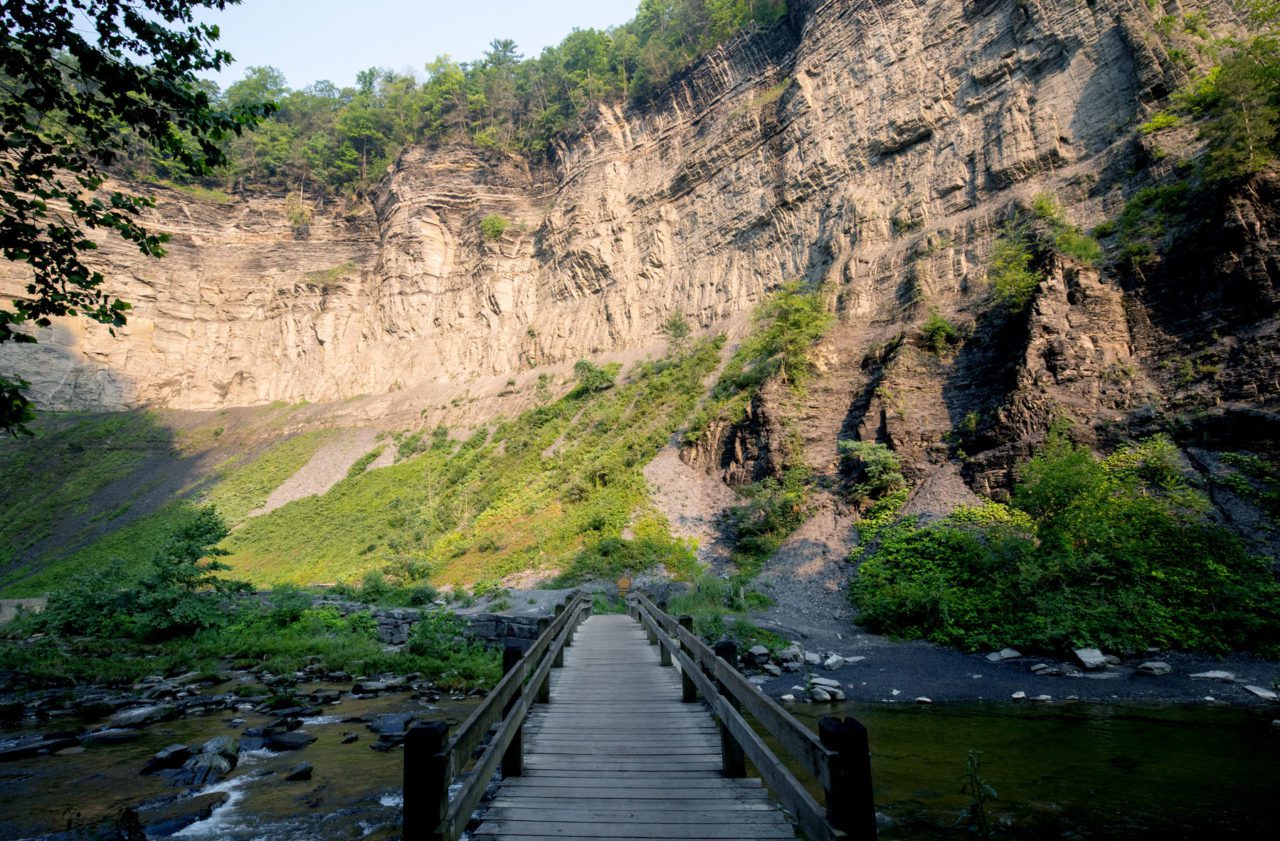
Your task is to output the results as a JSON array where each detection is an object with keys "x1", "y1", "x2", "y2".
[{"x1": 2, "y1": 0, "x2": 1272, "y2": 500}]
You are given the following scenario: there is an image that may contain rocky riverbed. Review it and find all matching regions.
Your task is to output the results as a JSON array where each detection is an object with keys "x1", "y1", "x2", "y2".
[{"x1": 0, "y1": 667, "x2": 480, "y2": 840}]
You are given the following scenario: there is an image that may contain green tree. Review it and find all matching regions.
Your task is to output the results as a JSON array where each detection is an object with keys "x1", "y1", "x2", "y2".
[{"x1": 0, "y1": 0, "x2": 272, "y2": 433}]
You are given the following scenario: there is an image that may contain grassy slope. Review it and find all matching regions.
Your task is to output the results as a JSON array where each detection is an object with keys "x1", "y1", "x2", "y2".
[
  {"x1": 0, "y1": 414, "x2": 334, "y2": 596},
  {"x1": 220, "y1": 341, "x2": 721, "y2": 588}
]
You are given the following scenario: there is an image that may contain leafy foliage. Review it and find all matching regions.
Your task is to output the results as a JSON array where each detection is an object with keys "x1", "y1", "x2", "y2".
[
  {"x1": 480, "y1": 214, "x2": 509, "y2": 241},
  {"x1": 918, "y1": 309, "x2": 961, "y2": 354},
  {"x1": 986, "y1": 221, "x2": 1041, "y2": 309},
  {"x1": 572, "y1": 360, "x2": 620, "y2": 395},
  {"x1": 39, "y1": 507, "x2": 248, "y2": 641},
  {"x1": 0, "y1": 1, "x2": 271, "y2": 432},
  {"x1": 838, "y1": 440, "x2": 906, "y2": 502},
  {"x1": 723, "y1": 467, "x2": 811, "y2": 576},
  {"x1": 851, "y1": 433, "x2": 1280, "y2": 656},
  {"x1": 685, "y1": 282, "x2": 831, "y2": 444}
]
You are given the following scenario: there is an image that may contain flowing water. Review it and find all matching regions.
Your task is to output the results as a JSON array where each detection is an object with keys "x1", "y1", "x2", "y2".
[
  {"x1": 792, "y1": 701, "x2": 1280, "y2": 840},
  {"x1": 3, "y1": 694, "x2": 1277, "y2": 839},
  {"x1": 0, "y1": 687, "x2": 478, "y2": 841}
]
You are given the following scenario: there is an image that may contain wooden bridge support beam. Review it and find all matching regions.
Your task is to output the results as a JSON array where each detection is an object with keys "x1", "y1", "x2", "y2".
[
  {"x1": 678, "y1": 614, "x2": 697, "y2": 702},
  {"x1": 403, "y1": 720, "x2": 449, "y2": 841},
  {"x1": 501, "y1": 644, "x2": 524, "y2": 778},
  {"x1": 713, "y1": 639, "x2": 746, "y2": 778},
  {"x1": 820, "y1": 716, "x2": 877, "y2": 839}
]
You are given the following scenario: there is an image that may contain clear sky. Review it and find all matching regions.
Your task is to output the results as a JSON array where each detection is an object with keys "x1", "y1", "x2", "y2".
[{"x1": 195, "y1": 0, "x2": 642, "y2": 91}]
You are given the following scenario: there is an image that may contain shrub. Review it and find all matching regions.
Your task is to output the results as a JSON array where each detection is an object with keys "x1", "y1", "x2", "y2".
[
  {"x1": 480, "y1": 214, "x2": 509, "y2": 241},
  {"x1": 724, "y1": 468, "x2": 811, "y2": 576},
  {"x1": 851, "y1": 432, "x2": 1280, "y2": 656},
  {"x1": 571, "y1": 360, "x2": 619, "y2": 394},
  {"x1": 919, "y1": 309, "x2": 961, "y2": 353},
  {"x1": 987, "y1": 222, "x2": 1040, "y2": 308},
  {"x1": 839, "y1": 440, "x2": 906, "y2": 501}
]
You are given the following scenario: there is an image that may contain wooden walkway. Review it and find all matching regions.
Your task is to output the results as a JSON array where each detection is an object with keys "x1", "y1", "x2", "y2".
[{"x1": 471, "y1": 613, "x2": 798, "y2": 841}]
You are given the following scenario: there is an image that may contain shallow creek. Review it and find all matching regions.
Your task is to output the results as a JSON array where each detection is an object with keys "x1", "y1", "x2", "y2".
[
  {"x1": 0, "y1": 686, "x2": 478, "y2": 841},
  {"x1": 3, "y1": 692, "x2": 1278, "y2": 839},
  {"x1": 793, "y1": 701, "x2": 1280, "y2": 839}
]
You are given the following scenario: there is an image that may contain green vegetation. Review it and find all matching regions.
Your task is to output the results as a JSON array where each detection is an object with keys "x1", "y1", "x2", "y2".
[
  {"x1": 0, "y1": 0, "x2": 272, "y2": 434},
  {"x1": 851, "y1": 431, "x2": 1280, "y2": 656},
  {"x1": 662, "y1": 311, "x2": 692, "y2": 351},
  {"x1": 118, "y1": 1, "x2": 789, "y2": 198},
  {"x1": 1098, "y1": 182, "x2": 1195, "y2": 267},
  {"x1": 685, "y1": 281, "x2": 832, "y2": 445},
  {"x1": 215, "y1": 340, "x2": 722, "y2": 588},
  {"x1": 1031, "y1": 193, "x2": 1103, "y2": 265},
  {"x1": 0, "y1": 412, "x2": 170, "y2": 573},
  {"x1": 987, "y1": 221, "x2": 1041, "y2": 309},
  {"x1": 204, "y1": 430, "x2": 334, "y2": 524},
  {"x1": 839, "y1": 440, "x2": 906, "y2": 502},
  {"x1": 572, "y1": 360, "x2": 621, "y2": 395},
  {"x1": 918, "y1": 309, "x2": 961, "y2": 354},
  {"x1": 667, "y1": 574, "x2": 782, "y2": 649},
  {"x1": 480, "y1": 214, "x2": 510, "y2": 241},
  {"x1": 347, "y1": 446, "x2": 386, "y2": 479},
  {"x1": 723, "y1": 467, "x2": 811, "y2": 577},
  {"x1": 304, "y1": 262, "x2": 359, "y2": 289}
]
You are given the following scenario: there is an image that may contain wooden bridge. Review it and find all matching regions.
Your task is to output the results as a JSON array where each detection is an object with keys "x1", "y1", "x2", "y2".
[{"x1": 403, "y1": 592, "x2": 875, "y2": 841}]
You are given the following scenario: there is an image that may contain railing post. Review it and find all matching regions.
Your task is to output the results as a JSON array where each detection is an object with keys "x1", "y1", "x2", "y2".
[
  {"x1": 403, "y1": 720, "x2": 449, "y2": 841},
  {"x1": 713, "y1": 639, "x2": 746, "y2": 778},
  {"x1": 678, "y1": 615, "x2": 697, "y2": 702},
  {"x1": 820, "y1": 716, "x2": 877, "y2": 839},
  {"x1": 535, "y1": 617, "x2": 551, "y2": 704},
  {"x1": 553, "y1": 604, "x2": 566, "y2": 668},
  {"x1": 501, "y1": 644, "x2": 524, "y2": 778}
]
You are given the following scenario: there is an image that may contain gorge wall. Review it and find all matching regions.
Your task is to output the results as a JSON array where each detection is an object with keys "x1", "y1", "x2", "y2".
[{"x1": 2, "y1": 0, "x2": 1273, "y2": 488}]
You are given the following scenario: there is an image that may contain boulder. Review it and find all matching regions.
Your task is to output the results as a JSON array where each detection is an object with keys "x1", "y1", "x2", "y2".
[
  {"x1": 780, "y1": 694, "x2": 796, "y2": 703},
  {"x1": 810, "y1": 677, "x2": 841, "y2": 689},
  {"x1": 777, "y1": 646, "x2": 803, "y2": 663},
  {"x1": 762, "y1": 664, "x2": 782, "y2": 678},
  {"x1": 81, "y1": 728, "x2": 141, "y2": 746},
  {"x1": 746, "y1": 645, "x2": 771, "y2": 666},
  {"x1": 142, "y1": 744, "x2": 192, "y2": 775},
  {"x1": 986, "y1": 648, "x2": 1022, "y2": 662},
  {"x1": 1011, "y1": 691, "x2": 1026, "y2": 701},
  {"x1": 367, "y1": 712, "x2": 415, "y2": 735},
  {"x1": 803, "y1": 652, "x2": 821, "y2": 666},
  {"x1": 137, "y1": 791, "x2": 229, "y2": 836},
  {"x1": 1136, "y1": 661, "x2": 1172, "y2": 677},
  {"x1": 1243, "y1": 685, "x2": 1278, "y2": 701},
  {"x1": 109, "y1": 704, "x2": 177, "y2": 728},
  {"x1": 810, "y1": 687, "x2": 832, "y2": 702},
  {"x1": 1032, "y1": 695, "x2": 1053, "y2": 702},
  {"x1": 1191, "y1": 671, "x2": 1236, "y2": 681},
  {"x1": 341, "y1": 732, "x2": 359, "y2": 744},
  {"x1": 1072, "y1": 648, "x2": 1108, "y2": 670},
  {"x1": 197, "y1": 736, "x2": 239, "y2": 765},
  {"x1": 0, "y1": 736, "x2": 78, "y2": 761},
  {"x1": 284, "y1": 761, "x2": 313, "y2": 781},
  {"x1": 178, "y1": 753, "x2": 232, "y2": 786},
  {"x1": 266, "y1": 730, "x2": 317, "y2": 751},
  {"x1": 823, "y1": 655, "x2": 845, "y2": 671},
  {"x1": 915, "y1": 697, "x2": 932, "y2": 704}
]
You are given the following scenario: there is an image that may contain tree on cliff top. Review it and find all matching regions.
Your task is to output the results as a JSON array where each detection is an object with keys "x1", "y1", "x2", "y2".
[{"x1": 0, "y1": 0, "x2": 272, "y2": 434}]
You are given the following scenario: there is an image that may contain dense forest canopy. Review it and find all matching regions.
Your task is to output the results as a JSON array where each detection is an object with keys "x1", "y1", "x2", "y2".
[{"x1": 124, "y1": 0, "x2": 789, "y2": 197}]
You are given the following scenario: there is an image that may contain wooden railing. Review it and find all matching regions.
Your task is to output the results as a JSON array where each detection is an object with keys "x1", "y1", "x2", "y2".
[
  {"x1": 402, "y1": 591, "x2": 591, "y2": 841},
  {"x1": 628, "y1": 591, "x2": 877, "y2": 841}
]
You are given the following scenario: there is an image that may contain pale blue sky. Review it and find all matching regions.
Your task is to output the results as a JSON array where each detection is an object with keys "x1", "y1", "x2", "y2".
[{"x1": 195, "y1": 0, "x2": 642, "y2": 91}]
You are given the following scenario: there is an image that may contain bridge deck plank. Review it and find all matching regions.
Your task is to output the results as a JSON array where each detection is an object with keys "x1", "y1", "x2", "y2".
[{"x1": 471, "y1": 613, "x2": 798, "y2": 841}]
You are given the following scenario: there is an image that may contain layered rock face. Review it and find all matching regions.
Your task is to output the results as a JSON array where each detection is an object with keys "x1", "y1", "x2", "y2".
[{"x1": 2, "y1": 0, "x2": 1268, "y2": 491}]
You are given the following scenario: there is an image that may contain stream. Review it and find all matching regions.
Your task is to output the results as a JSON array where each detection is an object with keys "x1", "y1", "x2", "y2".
[
  {"x1": 2, "y1": 692, "x2": 1277, "y2": 839},
  {"x1": 793, "y1": 701, "x2": 1280, "y2": 840}
]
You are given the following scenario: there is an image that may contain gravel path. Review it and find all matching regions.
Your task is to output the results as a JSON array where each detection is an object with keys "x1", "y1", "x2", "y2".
[{"x1": 250, "y1": 428, "x2": 387, "y2": 517}]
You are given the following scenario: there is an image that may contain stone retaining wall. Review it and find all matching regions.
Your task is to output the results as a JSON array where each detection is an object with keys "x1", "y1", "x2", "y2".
[{"x1": 317, "y1": 600, "x2": 543, "y2": 646}]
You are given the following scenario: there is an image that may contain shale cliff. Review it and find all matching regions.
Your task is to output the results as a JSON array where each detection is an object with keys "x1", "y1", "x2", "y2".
[{"x1": 2, "y1": 0, "x2": 1274, "y2": 494}]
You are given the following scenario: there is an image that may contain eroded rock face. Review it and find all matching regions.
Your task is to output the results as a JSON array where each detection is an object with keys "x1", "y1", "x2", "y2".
[{"x1": 1, "y1": 0, "x2": 1268, "y2": 507}]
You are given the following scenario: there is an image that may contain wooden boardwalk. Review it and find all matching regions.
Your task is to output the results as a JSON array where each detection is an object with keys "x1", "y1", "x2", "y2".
[{"x1": 471, "y1": 613, "x2": 798, "y2": 841}]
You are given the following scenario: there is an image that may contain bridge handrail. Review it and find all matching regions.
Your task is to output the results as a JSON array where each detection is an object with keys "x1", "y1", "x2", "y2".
[
  {"x1": 629, "y1": 590, "x2": 876, "y2": 841},
  {"x1": 403, "y1": 590, "x2": 591, "y2": 841}
]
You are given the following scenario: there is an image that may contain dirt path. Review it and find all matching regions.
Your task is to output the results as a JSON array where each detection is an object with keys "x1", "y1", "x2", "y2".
[{"x1": 250, "y1": 428, "x2": 391, "y2": 518}]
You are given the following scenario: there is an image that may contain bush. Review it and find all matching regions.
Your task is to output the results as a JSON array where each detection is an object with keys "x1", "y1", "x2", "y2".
[
  {"x1": 839, "y1": 440, "x2": 906, "y2": 501},
  {"x1": 40, "y1": 507, "x2": 249, "y2": 642},
  {"x1": 724, "y1": 468, "x2": 810, "y2": 575},
  {"x1": 919, "y1": 309, "x2": 961, "y2": 353},
  {"x1": 851, "y1": 432, "x2": 1280, "y2": 656},
  {"x1": 988, "y1": 221, "x2": 1041, "y2": 308},
  {"x1": 572, "y1": 360, "x2": 619, "y2": 394},
  {"x1": 480, "y1": 214, "x2": 509, "y2": 241}
]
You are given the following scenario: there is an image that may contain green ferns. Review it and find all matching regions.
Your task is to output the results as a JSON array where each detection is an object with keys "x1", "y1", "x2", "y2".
[{"x1": 851, "y1": 433, "x2": 1280, "y2": 656}]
